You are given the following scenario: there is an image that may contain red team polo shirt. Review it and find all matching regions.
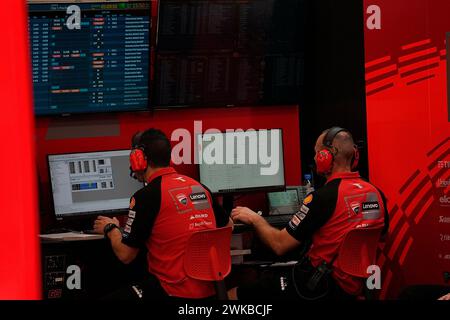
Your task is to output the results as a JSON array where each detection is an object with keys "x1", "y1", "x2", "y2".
[
  {"x1": 122, "y1": 167, "x2": 229, "y2": 298},
  {"x1": 286, "y1": 172, "x2": 388, "y2": 295}
]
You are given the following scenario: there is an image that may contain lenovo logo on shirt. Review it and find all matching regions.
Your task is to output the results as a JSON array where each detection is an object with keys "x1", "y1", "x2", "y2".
[
  {"x1": 189, "y1": 192, "x2": 207, "y2": 201},
  {"x1": 362, "y1": 202, "x2": 380, "y2": 211}
]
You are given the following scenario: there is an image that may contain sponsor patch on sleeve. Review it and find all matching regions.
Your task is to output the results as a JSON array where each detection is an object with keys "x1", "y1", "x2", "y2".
[
  {"x1": 126, "y1": 218, "x2": 134, "y2": 226},
  {"x1": 300, "y1": 204, "x2": 310, "y2": 214},
  {"x1": 303, "y1": 194, "x2": 313, "y2": 205},
  {"x1": 124, "y1": 225, "x2": 132, "y2": 234},
  {"x1": 128, "y1": 210, "x2": 136, "y2": 218},
  {"x1": 296, "y1": 212, "x2": 307, "y2": 221},
  {"x1": 289, "y1": 215, "x2": 301, "y2": 229}
]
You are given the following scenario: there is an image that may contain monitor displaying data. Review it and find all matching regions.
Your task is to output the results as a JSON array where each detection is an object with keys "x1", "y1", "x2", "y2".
[
  {"x1": 197, "y1": 129, "x2": 285, "y2": 193},
  {"x1": 28, "y1": 0, "x2": 151, "y2": 115},
  {"x1": 154, "y1": 0, "x2": 305, "y2": 107},
  {"x1": 267, "y1": 188, "x2": 300, "y2": 215},
  {"x1": 48, "y1": 150, "x2": 143, "y2": 218}
]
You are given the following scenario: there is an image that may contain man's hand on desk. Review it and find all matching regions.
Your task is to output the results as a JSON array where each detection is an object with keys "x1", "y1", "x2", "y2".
[
  {"x1": 438, "y1": 293, "x2": 450, "y2": 300},
  {"x1": 93, "y1": 216, "x2": 120, "y2": 235},
  {"x1": 231, "y1": 207, "x2": 263, "y2": 226}
]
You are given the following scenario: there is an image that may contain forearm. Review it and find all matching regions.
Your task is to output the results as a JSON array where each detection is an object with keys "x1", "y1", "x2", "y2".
[{"x1": 107, "y1": 228, "x2": 136, "y2": 264}]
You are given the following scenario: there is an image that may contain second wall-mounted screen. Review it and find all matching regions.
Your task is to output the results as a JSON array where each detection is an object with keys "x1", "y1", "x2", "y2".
[{"x1": 155, "y1": 0, "x2": 305, "y2": 107}]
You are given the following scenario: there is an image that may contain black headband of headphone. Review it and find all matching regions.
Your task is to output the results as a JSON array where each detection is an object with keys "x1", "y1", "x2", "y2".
[
  {"x1": 323, "y1": 126, "x2": 348, "y2": 148},
  {"x1": 131, "y1": 131, "x2": 145, "y2": 150}
]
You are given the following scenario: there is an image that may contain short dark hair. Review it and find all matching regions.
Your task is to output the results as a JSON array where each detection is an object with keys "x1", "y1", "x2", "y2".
[{"x1": 133, "y1": 128, "x2": 171, "y2": 167}]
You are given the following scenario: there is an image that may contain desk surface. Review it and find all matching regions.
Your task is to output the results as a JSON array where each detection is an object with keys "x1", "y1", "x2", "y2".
[{"x1": 40, "y1": 233, "x2": 253, "y2": 259}]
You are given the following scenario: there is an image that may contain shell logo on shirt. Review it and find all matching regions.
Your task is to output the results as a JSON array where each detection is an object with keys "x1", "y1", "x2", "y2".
[
  {"x1": 129, "y1": 197, "x2": 136, "y2": 210},
  {"x1": 303, "y1": 194, "x2": 313, "y2": 205}
]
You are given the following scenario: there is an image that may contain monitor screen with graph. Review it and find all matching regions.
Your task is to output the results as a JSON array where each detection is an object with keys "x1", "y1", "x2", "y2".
[{"x1": 48, "y1": 149, "x2": 143, "y2": 218}]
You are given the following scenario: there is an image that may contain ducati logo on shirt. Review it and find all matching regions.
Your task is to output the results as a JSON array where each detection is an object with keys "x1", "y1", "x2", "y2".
[
  {"x1": 176, "y1": 193, "x2": 188, "y2": 205},
  {"x1": 350, "y1": 202, "x2": 360, "y2": 214}
]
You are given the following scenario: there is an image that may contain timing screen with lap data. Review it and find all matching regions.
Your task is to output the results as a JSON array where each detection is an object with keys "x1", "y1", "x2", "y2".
[
  {"x1": 197, "y1": 129, "x2": 285, "y2": 193},
  {"x1": 48, "y1": 150, "x2": 143, "y2": 218},
  {"x1": 28, "y1": 0, "x2": 151, "y2": 115}
]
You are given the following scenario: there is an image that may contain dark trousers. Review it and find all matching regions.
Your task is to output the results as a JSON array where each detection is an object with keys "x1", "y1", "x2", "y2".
[
  {"x1": 101, "y1": 273, "x2": 216, "y2": 301},
  {"x1": 101, "y1": 272, "x2": 169, "y2": 300},
  {"x1": 237, "y1": 260, "x2": 356, "y2": 301}
]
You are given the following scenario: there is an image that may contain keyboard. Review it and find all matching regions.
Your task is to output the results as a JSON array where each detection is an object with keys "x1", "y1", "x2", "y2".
[
  {"x1": 42, "y1": 227, "x2": 73, "y2": 234},
  {"x1": 82, "y1": 229, "x2": 99, "y2": 235},
  {"x1": 43, "y1": 228, "x2": 99, "y2": 235},
  {"x1": 233, "y1": 214, "x2": 293, "y2": 232},
  {"x1": 264, "y1": 214, "x2": 293, "y2": 227}
]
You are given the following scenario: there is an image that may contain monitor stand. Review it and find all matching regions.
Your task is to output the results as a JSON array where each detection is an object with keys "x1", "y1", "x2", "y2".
[{"x1": 223, "y1": 194, "x2": 234, "y2": 215}]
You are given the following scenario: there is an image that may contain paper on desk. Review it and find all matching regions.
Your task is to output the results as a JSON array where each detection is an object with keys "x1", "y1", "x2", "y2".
[
  {"x1": 39, "y1": 232, "x2": 103, "y2": 241},
  {"x1": 230, "y1": 249, "x2": 251, "y2": 256}
]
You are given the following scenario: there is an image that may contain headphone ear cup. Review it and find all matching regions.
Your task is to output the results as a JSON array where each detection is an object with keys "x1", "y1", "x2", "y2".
[
  {"x1": 130, "y1": 149, "x2": 148, "y2": 172},
  {"x1": 316, "y1": 149, "x2": 334, "y2": 174},
  {"x1": 351, "y1": 147, "x2": 360, "y2": 170}
]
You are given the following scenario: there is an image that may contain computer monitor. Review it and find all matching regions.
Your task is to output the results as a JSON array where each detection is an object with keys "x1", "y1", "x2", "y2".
[
  {"x1": 28, "y1": 0, "x2": 152, "y2": 115},
  {"x1": 267, "y1": 188, "x2": 300, "y2": 215},
  {"x1": 197, "y1": 129, "x2": 285, "y2": 194},
  {"x1": 155, "y1": 0, "x2": 305, "y2": 107},
  {"x1": 48, "y1": 150, "x2": 143, "y2": 219}
]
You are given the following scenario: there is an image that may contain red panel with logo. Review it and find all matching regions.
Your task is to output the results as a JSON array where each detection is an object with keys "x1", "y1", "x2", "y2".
[{"x1": 364, "y1": 0, "x2": 450, "y2": 299}]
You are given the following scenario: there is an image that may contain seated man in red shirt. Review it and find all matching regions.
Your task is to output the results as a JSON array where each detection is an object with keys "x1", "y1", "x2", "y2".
[
  {"x1": 229, "y1": 127, "x2": 389, "y2": 300},
  {"x1": 94, "y1": 128, "x2": 231, "y2": 300}
]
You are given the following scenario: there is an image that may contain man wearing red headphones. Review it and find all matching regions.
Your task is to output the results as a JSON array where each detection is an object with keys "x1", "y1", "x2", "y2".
[
  {"x1": 93, "y1": 128, "x2": 230, "y2": 299},
  {"x1": 229, "y1": 127, "x2": 389, "y2": 300}
]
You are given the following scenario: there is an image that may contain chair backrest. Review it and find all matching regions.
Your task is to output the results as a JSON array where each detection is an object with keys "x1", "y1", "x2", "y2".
[
  {"x1": 184, "y1": 226, "x2": 232, "y2": 281},
  {"x1": 336, "y1": 226, "x2": 383, "y2": 278}
]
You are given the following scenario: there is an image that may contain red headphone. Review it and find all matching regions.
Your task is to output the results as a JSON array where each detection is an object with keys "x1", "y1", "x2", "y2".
[
  {"x1": 130, "y1": 147, "x2": 147, "y2": 172},
  {"x1": 315, "y1": 127, "x2": 359, "y2": 175},
  {"x1": 129, "y1": 131, "x2": 148, "y2": 172}
]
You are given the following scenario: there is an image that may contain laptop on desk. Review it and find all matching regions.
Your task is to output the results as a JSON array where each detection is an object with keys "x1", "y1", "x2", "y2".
[
  {"x1": 264, "y1": 187, "x2": 305, "y2": 228},
  {"x1": 267, "y1": 187, "x2": 303, "y2": 215}
]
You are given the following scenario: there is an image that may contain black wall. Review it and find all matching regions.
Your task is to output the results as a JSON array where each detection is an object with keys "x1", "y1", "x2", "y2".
[{"x1": 299, "y1": 0, "x2": 367, "y2": 185}]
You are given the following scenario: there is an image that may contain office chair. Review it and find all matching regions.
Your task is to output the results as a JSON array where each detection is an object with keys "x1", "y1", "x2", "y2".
[
  {"x1": 336, "y1": 226, "x2": 384, "y2": 300},
  {"x1": 184, "y1": 226, "x2": 232, "y2": 300}
]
